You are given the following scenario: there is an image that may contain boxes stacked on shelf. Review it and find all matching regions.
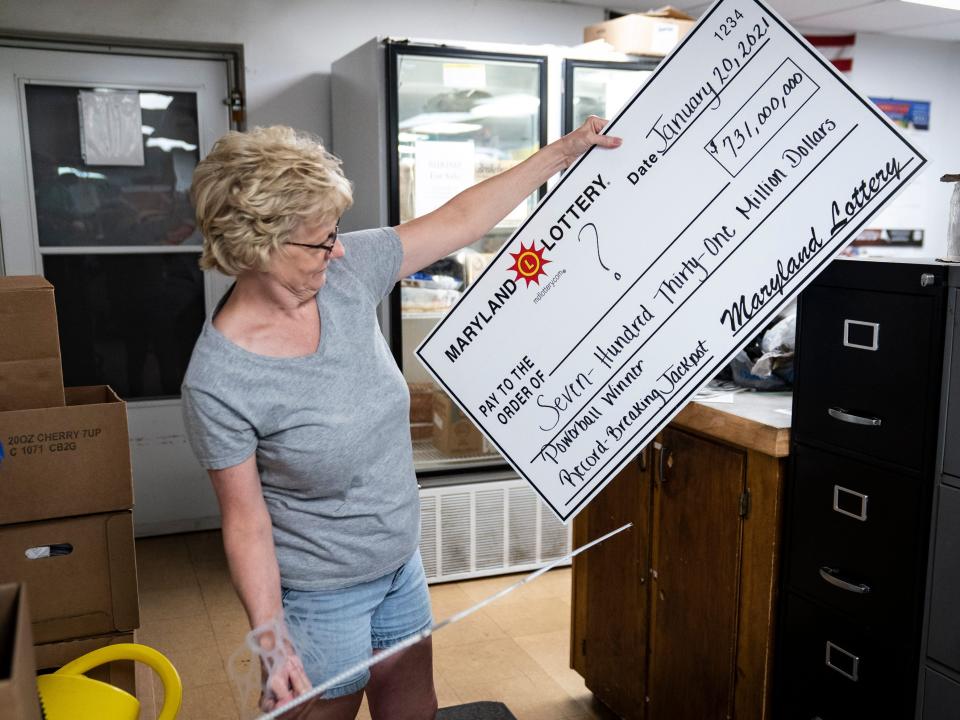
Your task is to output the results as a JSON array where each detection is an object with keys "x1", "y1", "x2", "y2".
[
  {"x1": 0, "y1": 275, "x2": 139, "y2": 694},
  {"x1": 0, "y1": 584, "x2": 43, "y2": 720},
  {"x1": 584, "y1": 6, "x2": 695, "y2": 57},
  {"x1": 433, "y1": 390, "x2": 484, "y2": 455},
  {"x1": 408, "y1": 382, "x2": 434, "y2": 442},
  {"x1": 0, "y1": 277, "x2": 65, "y2": 412}
]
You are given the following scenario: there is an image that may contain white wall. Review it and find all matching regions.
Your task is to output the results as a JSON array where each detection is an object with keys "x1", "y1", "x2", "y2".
[
  {"x1": 849, "y1": 32, "x2": 960, "y2": 259},
  {"x1": 2, "y1": 2, "x2": 957, "y2": 256},
  {"x1": 0, "y1": 0, "x2": 603, "y2": 141}
]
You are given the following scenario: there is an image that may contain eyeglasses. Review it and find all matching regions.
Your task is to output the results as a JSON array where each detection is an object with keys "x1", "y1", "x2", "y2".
[{"x1": 286, "y1": 224, "x2": 339, "y2": 253}]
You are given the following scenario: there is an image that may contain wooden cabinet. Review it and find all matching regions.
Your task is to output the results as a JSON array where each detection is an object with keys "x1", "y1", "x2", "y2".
[
  {"x1": 572, "y1": 445, "x2": 651, "y2": 718},
  {"x1": 648, "y1": 428, "x2": 745, "y2": 720},
  {"x1": 572, "y1": 397, "x2": 788, "y2": 720}
]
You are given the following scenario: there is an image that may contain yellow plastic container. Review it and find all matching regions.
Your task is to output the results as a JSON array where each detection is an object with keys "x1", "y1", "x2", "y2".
[{"x1": 36, "y1": 643, "x2": 182, "y2": 720}]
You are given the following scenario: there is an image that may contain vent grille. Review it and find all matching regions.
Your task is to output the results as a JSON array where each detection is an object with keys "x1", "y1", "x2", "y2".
[
  {"x1": 419, "y1": 478, "x2": 572, "y2": 583},
  {"x1": 439, "y1": 492, "x2": 471, "y2": 576},
  {"x1": 508, "y1": 485, "x2": 538, "y2": 566},
  {"x1": 420, "y1": 495, "x2": 437, "y2": 578},
  {"x1": 475, "y1": 489, "x2": 505, "y2": 571},
  {"x1": 540, "y1": 508, "x2": 570, "y2": 561}
]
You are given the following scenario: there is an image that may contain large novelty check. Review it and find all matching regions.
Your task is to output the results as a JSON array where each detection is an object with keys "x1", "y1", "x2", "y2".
[{"x1": 417, "y1": 0, "x2": 925, "y2": 522}]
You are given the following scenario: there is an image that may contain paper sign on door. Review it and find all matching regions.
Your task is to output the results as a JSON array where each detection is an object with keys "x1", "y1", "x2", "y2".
[{"x1": 416, "y1": 0, "x2": 925, "y2": 522}]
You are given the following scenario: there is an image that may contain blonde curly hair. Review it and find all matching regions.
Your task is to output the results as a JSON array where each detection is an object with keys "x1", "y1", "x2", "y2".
[{"x1": 191, "y1": 126, "x2": 353, "y2": 275}]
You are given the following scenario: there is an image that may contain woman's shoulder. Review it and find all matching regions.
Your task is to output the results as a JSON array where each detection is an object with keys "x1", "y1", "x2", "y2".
[
  {"x1": 340, "y1": 225, "x2": 399, "y2": 241},
  {"x1": 338, "y1": 225, "x2": 400, "y2": 253},
  {"x1": 181, "y1": 320, "x2": 232, "y2": 392},
  {"x1": 334, "y1": 226, "x2": 402, "y2": 301}
]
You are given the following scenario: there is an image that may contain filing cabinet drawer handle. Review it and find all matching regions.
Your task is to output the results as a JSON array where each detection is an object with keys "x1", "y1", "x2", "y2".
[
  {"x1": 828, "y1": 407, "x2": 882, "y2": 427},
  {"x1": 833, "y1": 485, "x2": 868, "y2": 522},
  {"x1": 825, "y1": 640, "x2": 860, "y2": 682},
  {"x1": 819, "y1": 566, "x2": 871, "y2": 594},
  {"x1": 843, "y1": 319, "x2": 879, "y2": 351}
]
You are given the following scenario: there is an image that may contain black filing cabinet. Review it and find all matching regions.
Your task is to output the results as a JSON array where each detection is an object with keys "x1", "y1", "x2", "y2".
[
  {"x1": 916, "y1": 275, "x2": 960, "y2": 719},
  {"x1": 775, "y1": 259, "x2": 959, "y2": 719}
]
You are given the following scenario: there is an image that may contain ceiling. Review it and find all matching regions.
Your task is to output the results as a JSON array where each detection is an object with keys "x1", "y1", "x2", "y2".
[{"x1": 563, "y1": 0, "x2": 960, "y2": 41}]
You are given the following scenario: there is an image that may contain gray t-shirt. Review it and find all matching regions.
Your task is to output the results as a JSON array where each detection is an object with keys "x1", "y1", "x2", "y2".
[{"x1": 181, "y1": 226, "x2": 419, "y2": 591}]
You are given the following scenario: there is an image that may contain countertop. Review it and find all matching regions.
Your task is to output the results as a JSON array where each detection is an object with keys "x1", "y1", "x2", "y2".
[{"x1": 672, "y1": 390, "x2": 792, "y2": 457}]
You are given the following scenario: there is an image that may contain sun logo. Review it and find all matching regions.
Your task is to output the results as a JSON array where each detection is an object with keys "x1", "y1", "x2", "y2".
[{"x1": 508, "y1": 242, "x2": 550, "y2": 287}]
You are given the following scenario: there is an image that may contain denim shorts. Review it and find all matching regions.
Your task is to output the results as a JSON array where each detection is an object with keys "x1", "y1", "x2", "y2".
[{"x1": 280, "y1": 548, "x2": 433, "y2": 699}]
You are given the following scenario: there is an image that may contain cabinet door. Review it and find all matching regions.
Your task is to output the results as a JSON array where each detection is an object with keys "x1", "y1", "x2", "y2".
[
  {"x1": 793, "y1": 285, "x2": 938, "y2": 470},
  {"x1": 575, "y1": 450, "x2": 652, "y2": 720},
  {"x1": 571, "y1": 497, "x2": 589, "y2": 678},
  {"x1": 928, "y1": 485, "x2": 960, "y2": 672},
  {"x1": 943, "y1": 289, "x2": 960, "y2": 482},
  {"x1": 777, "y1": 592, "x2": 908, "y2": 719},
  {"x1": 785, "y1": 444, "x2": 923, "y2": 630},
  {"x1": 648, "y1": 428, "x2": 746, "y2": 720},
  {"x1": 922, "y1": 668, "x2": 960, "y2": 719}
]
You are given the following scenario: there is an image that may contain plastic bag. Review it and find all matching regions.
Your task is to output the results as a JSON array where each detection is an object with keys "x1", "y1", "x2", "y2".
[
  {"x1": 729, "y1": 311, "x2": 796, "y2": 390},
  {"x1": 227, "y1": 614, "x2": 323, "y2": 719}
]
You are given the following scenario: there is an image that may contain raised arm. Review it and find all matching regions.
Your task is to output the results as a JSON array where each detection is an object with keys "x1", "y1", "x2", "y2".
[
  {"x1": 395, "y1": 115, "x2": 622, "y2": 280},
  {"x1": 208, "y1": 455, "x2": 310, "y2": 710}
]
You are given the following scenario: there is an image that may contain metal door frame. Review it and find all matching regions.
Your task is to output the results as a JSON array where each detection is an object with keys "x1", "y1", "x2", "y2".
[
  {"x1": 384, "y1": 41, "x2": 550, "y2": 370},
  {"x1": 561, "y1": 57, "x2": 659, "y2": 135},
  {"x1": 0, "y1": 28, "x2": 246, "y2": 276}
]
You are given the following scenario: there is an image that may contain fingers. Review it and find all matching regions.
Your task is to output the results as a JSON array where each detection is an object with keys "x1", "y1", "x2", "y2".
[
  {"x1": 555, "y1": 114, "x2": 622, "y2": 169},
  {"x1": 586, "y1": 115, "x2": 608, "y2": 133},
  {"x1": 289, "y1": 655, "x2": 312, "y2": 696},
  {"x1": 596, "y1": 134, "x2": 623, "y2": 148},
  {"x1": 260, "y1": 688, "x2": 280, "y2": 712},
  {"x1": 271, "y1": 674, "x2": 295, "y2": 710},
  {"x1": 582, "y1": 115, "x2": 623, "y2": 149},
  {"x1": 272, "y1": 657, "x2": 311, "y2": 710},
  {"x1": 261, "y1": 660, "x2": 299, "y2": 711}
]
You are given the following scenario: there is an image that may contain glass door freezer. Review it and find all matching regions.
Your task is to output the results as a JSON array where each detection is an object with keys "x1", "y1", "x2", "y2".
[
  {"x1": 333, "y1": 38, "x2": 547, "y2": 477},
  {"x1": 562, "y1": 57, "x2": 658, "y2": 134},
  {"x1": 332, "y1": 40, "x2": 659, "y2": 582}
]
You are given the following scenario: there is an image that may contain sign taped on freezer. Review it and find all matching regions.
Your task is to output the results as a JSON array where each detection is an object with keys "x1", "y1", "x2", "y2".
[{"x1": 415, "y1": 0, "x2": 926, "y2": 522}]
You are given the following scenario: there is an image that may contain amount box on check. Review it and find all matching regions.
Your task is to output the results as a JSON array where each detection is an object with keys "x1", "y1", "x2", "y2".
[{"x1": 705, "y1": 57, "x2": 820, "y2": 177}]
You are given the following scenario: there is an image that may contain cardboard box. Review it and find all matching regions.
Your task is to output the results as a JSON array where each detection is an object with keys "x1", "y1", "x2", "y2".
[
  {"x1": 0, "y1": 385, "x2": 133, "y2": 525},
  {"x1": 0, "y1": 511, "x2": 139, "y2": 644},
  {"x1": 0, "y1": 584, "x2": 43, "y2": 720},
  {"x1": 410, "y1": 423, "x2": 433, "y2": 442},
  {"x1": 433, "y1": 392, "x2": 484, "y2": 455},
  {"x1": 584, "y1": 6, "x2": 695, "y2": 57},
  {"x1": 408, "y1": 382, "x2": 435, "y2": 424},
  {"x1": 35, "y1": 631, "x2": 136, "y2": 697},
  {"x1": 0, "y1": 276, "x2": 65, "y2": 412}
]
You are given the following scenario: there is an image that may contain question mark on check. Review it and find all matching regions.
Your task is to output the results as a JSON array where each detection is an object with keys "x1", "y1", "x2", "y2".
[{"x1": 578, "y1": 222, "x2": 621, "y2": 280}]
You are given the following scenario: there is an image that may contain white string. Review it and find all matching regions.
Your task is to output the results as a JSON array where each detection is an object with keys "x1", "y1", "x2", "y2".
[{"x1": 254, "y1": 521, "x2": 633, "y2": 720}]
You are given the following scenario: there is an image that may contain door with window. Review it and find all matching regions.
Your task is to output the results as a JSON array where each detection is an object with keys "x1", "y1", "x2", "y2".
[{"x1": 0, "y1": 44, "x2": 234, "y2": 534}]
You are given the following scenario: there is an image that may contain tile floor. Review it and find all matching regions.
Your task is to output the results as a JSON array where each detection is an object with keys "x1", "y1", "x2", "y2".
[{"x1": 133, "y1": 531, "x2": 617, "y2": 720}]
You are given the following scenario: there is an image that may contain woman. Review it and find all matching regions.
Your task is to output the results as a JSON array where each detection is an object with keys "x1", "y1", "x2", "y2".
[{"x1": 182, "y1": 118, "x2": 621, "y2": 719}]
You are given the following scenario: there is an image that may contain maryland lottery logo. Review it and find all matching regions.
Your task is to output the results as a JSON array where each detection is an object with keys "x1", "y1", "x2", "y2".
[{"x1": 508, "y1": 242, "x2": 550, "y2": 287}]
